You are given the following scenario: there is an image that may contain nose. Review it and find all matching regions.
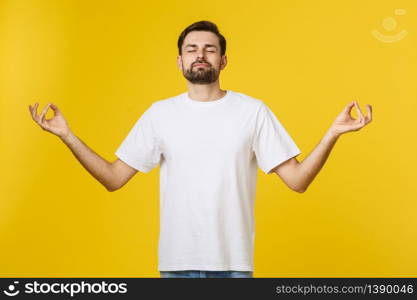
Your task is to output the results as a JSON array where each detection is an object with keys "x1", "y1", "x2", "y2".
[{"x1": 196, "y1": 49, "x2": 206, "y2": 60}]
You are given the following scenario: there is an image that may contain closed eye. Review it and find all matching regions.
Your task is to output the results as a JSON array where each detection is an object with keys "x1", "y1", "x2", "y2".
[{"x1": 186, "y1": 50, "x2": 215, "y2": 53}]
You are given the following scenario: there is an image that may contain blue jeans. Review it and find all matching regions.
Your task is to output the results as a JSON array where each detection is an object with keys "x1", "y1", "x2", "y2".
[{"x1": 160, "y1": 270, "x2": 253, "y2": 278}]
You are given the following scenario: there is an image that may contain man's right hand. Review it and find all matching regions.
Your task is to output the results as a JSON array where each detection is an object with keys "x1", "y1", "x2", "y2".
[{"x1": 28, "y1": 102, "x2": 71, "y2": 139}]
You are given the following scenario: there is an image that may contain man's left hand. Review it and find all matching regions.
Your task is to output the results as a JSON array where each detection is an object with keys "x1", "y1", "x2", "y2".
[{"x1": 330, "y1": 101, "x2": 372, "y2": 137}]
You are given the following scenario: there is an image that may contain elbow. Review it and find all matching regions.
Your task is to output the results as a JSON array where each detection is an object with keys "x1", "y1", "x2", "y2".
[
  {"x1": 106, "y1": 184, "x2": 119, "y2": 192},
  {"x1": 293, "y1": 185, "x2": 307, "y2": 193}
]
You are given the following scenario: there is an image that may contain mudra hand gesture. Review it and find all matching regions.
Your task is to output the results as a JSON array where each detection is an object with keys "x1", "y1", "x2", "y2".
[
  {"x1": 28, "y1": 102, "x2": 71, "y2": 139},
  {"x1": 330, "y1": 101, "x2": 373, "y2": 137}
]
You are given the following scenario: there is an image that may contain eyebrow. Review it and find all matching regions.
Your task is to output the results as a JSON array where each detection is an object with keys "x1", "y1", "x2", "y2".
[{"x1": 184, "y1": 44, "x2": 218, "y2": 49}]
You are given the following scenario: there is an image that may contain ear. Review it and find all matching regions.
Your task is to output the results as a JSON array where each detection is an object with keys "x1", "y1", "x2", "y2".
[
  {"x1": 177, "y1": 55, "x2": 183, "y2": 71},
  {"x1": 220, "y1": 55, "x2": 227, "y2": 70}
]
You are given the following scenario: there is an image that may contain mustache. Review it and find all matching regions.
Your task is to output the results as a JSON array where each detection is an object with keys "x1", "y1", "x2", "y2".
[{"x1": 192, "y1": 61, "x2": 211, "y2": 67}]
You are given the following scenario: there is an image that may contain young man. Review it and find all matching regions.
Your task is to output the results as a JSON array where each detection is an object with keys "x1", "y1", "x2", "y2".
[{"x1": 28, "y1": 21, "x2": 372, "y2": 278}]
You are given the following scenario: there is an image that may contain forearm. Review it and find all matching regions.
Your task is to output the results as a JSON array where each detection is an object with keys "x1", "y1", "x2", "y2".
[
  {"x1": 60, "y1": 131, "x2": 117, "y2": 191},
  {"x1": 294, "y1": 128, "x2": 340, "y2": 192}
]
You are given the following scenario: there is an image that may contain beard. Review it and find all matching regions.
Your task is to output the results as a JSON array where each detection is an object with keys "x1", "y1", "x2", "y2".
[{"x1": 182, "y1": 62, "x2": 220, "y2": 84}]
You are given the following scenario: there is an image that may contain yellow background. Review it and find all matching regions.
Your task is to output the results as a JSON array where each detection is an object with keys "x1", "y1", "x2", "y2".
[{"x1": 1, "y1": 0, "x2": 416, "y2": 277}]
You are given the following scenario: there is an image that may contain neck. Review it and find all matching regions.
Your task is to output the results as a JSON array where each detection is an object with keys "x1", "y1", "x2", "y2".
[{"x1": 186, "y1": 80, "x2": 226, "y2": 102}]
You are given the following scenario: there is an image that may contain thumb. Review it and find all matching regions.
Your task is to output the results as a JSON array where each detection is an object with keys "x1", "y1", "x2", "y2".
[
  {"x1": 342, "y1": 101, "x2": 355, "y2": 112},
  {"x1": 49, "y1": 103, "x2": 62, "y2": 115}
]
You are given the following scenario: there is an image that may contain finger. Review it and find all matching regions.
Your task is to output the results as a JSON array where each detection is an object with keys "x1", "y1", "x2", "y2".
[
  {"x1": 365, "y1": 104, "x2": 372, "y2": 124},
  {"x1": 39, "y1": 103, "x2": 51, "y2": 123},
  {"x1": 49, "y1": 103, "x2": 61, "y2": 116},
  {"x1": 354, "y1": 101, "x2": 365, "y2": 122},
  {"x1": 343, "y1": 101, "x2": 355, "y2": 114},
  {"x1": 32, "y1": 102, "x2": 39, "y2": 121},
  {"x1": 28, "y1": 104, "x2": 35, "y2": 121}
]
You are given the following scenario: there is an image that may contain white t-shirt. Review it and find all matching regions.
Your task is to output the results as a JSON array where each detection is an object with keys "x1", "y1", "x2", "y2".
[{"x1": 115, "y1": 90, "x2": 301, "y2": 271}]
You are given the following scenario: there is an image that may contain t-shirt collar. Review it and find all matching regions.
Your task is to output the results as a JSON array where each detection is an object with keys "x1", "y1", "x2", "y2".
[{"x1": 183, "y1": 90, "x2": 231, "y2": 107}]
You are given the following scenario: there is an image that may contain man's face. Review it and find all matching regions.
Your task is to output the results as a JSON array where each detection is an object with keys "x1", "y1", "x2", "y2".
[{"x1": 177, "y1": 31, "x2": 227, "y2": 84}]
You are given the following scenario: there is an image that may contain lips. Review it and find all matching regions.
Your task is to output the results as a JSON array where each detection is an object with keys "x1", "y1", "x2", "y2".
[{"x1": 194, "y1": 63, "x2": 209, "y2": 67}]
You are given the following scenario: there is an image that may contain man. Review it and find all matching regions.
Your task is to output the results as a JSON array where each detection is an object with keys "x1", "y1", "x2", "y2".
[{"x1": 28, "y1": 21, "x2": 372, "y2": 278}]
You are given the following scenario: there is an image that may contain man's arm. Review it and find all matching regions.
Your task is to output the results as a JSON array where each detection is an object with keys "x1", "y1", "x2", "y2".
[
  {"x1": 61, "y1": 133, "x2": 137, "y2": 192},
  {"x1": 29, "y1": 102, "x2": 138, "y2": 192},
  {"x1": 271, "y1": 101, "x2": 372, "y2": 193},
  {"x1": 271, "y1": 129, "x2": 339, "y2": 193}
]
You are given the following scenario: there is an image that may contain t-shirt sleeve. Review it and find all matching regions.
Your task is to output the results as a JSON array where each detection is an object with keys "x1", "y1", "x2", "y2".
[
  {"x1": 115, "y1": 104, "x2": 162, "y2": 173},
  {"x1": 252, "y1": 102, "x2": 301, "y2": 174}
]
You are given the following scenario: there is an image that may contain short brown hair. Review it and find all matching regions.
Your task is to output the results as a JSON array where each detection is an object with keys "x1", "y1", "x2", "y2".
[{"x1": 177, "y1": 21, "x2": 226, "y2": 56}]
